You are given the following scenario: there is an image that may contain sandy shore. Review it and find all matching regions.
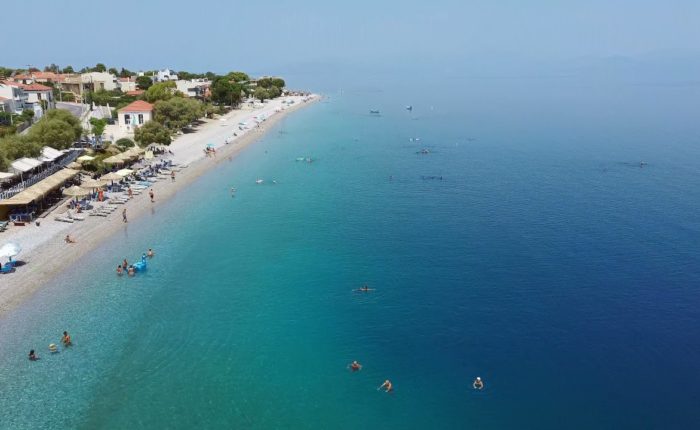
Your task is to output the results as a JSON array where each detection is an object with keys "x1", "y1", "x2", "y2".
[{"x1": 0, "y1": 95, "x2": 318, "y2": 316}]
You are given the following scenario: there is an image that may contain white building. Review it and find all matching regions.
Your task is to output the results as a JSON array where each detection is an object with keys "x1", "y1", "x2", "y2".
[
  {"x1": 81, "y1": 72, "x2": 118, "y2": 91},
  {"x1": 118, "y1": 100, "x2": 154, "y2": 132},
  {"x1": 0, "y1": 81, "x2": 28, "y2": 113},
  {"x1": 174, "y1": 79, "x2": 210, "y2": 98},
  {"x1": 156, "y1": 68, "x2": 178, "y2": 82},
  {"x1": 22, "y1": 83, "x2": 55, "y2": 112},
  {"x1": 117, "y1": 77, "x2": 137, "y2": 93}
]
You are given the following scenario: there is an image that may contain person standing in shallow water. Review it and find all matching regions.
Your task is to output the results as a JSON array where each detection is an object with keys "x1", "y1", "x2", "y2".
[
  {"x1": 122, "y1": 208, "x2": 128, "y2": 223},
  {"x1": 149, "y1": 189, "x2": 154, "y2": 203}
]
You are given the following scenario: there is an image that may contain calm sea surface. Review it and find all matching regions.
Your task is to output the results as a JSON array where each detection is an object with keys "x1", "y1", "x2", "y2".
[{"x1": 1, "y1": 75, "x2": 699, "y2": 429}]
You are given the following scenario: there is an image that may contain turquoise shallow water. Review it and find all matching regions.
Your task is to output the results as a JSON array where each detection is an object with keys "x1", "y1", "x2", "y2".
[{"x1": 1, "y1": 76, "x2": 700, "y2": 429}]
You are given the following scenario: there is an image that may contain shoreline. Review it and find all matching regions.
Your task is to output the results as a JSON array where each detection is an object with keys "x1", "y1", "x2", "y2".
[{"x1": 0, "y1": 95, "x2": 319, "y2": 316}]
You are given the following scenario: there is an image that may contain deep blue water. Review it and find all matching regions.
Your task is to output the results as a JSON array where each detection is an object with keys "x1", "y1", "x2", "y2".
[{"x1": 1, "y1": 75, "x2": 699, "y2": 429}]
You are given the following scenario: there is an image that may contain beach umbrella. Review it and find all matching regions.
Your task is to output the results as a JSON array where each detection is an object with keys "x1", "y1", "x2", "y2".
[
  {"x1": 67, "y1": 161, "x2": 82, "y2": 169},
  {"x1": 0, "y1": 242, "x2": 21, "y2": 258},
  {"x1": 100, "y1": 172, "x2": 123, "y2": 181},
  {"x1": 80, "y1": 178, "x2": 107, "y2": 189},
  {"x1": 77, "y1": 155, "x2": 95, "y2": 162},
  {"x1": 63, "y1": 185, "x2": 90, "y2": 197}
]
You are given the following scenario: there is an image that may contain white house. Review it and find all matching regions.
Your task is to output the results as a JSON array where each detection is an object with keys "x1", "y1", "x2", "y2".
[
  {"x1": 117, "y1": 77, "x2": 137, "y2": 93},
  {"x1": 156, "y1": 68, "x2": 178, "y2": 82},
  {"x1": 22, "y1": 83, "x2": 55, "y2": 112},
  {"x1": 118, "y1": 100, "x2": 154, "y2": 132},
  {"x1": 81, "y1": 72, "x2": 118, "y2": 91},
  {"x1": 175, "y1": 79, "x2": 210, "y2": 98},
  {"x1": 0, "y1": 81, "x2": 28, "y2": 113}
]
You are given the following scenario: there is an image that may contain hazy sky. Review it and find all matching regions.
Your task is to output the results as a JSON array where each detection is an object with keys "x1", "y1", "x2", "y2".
[{"x1": 4, "y1": 0, "x2": 699, "y2": 76}]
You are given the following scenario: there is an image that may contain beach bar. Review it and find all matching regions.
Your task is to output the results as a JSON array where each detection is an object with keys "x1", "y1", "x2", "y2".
[{"x1": 0, "y1": 168, "x2": 80, "y2": 222}]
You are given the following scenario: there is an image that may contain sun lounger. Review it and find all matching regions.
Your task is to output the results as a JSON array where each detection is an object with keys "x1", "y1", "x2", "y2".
[
  {"x1": 54, "y1": 215, "x2": 74, "y2": 223},
  {"x1": 89, "y1": 210, "x2": 108, "y2": 217},
  {"x1": 69, "y1": 214, "x2": 86, "y2": 221}
]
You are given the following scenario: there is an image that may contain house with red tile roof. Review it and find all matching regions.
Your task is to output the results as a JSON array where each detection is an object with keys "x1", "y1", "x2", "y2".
[
  {"x1": 21, "y1": 83, "x2": 55, "y2": 111},
  {"x1": 118, "y1": 100, "x2": 154, "y2": 131}
]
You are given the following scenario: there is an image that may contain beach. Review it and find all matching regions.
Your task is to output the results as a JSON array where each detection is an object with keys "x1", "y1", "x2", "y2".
[{"x1": 0, "y1": 94, "x2": 318, "y2": 316}]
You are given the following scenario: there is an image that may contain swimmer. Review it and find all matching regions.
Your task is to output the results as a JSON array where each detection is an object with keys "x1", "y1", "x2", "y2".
[
  {"x1": 349, "y1": 360, "x2": 362, "y2": 372},
  {"x1": 378, "y1": 380, "x2": 393, "y2": 393},
  {"x1": 116, "y1": 265, "x2": 123, "y2": 276},
  {"x1": 62, "y1": 331, "x2": 72, "y2": 347},
  {"x1": 473, "y1": 377, "x2": 484, "y2": 390},
  {"x1": 147, "y1": 248, "x2": 154, "y2": 258},
  {"x1": 122, "y1": 259, "x2": 128, "y2": 270},
  {"x1": 128, "y1": 266, "x2": 135, "y2": 277},
  {"x1": 28, "y1": 350, "x2": 38, "y2": 361},
  {"x1": 355, "y1": 284, "x2": 374, "y2": 292}
]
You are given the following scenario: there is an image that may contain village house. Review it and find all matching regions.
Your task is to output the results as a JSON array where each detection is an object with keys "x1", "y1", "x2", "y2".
[{"x1": 118, "y1": 100, "x2": 153, "y2": 132}]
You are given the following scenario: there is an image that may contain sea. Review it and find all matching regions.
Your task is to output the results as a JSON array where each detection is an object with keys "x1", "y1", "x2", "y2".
[{"x1": 1, "y1": 67, "x2": 699, "y2": 429}]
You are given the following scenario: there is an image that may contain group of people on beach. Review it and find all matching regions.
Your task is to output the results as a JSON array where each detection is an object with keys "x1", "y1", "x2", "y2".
[
  {"x1": 28, "y1": 331, "x2": 72, "y2": 361},
  {"x1": 351, "y1": 283, "x2": 485, "y2": 393},
  {"x1": 116, "y1": 248, "x2": 154, "y2": 277}
]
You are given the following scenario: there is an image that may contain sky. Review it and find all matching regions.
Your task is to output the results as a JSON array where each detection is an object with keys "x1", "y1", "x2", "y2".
[{"x1": 3, "y1": 0, "x2": 699, "y2": 82}]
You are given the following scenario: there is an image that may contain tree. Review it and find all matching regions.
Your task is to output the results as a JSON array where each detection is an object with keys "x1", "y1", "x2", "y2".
[
  {"x1": 0, "y1": 135, "x2": 41, "y2": 166},
  {"x1": 154, "y1": 97, "x2": 203, "y2": 130},
  {"x1": 257, "y1": 77, "x2": 285, "y2": 89},
  {"x1": 119, "y1": 67, "x2": 133, "y2": 78},
  {"x1": 143, "y1": 81, "x2": 180, "y2": 103},
  {"x1": 44, "y1": 63, "x2": 60, "y2": 73},
  {"x1": 115, "y1": 138, "x2": 135, "y2": 149},
  {"x1": 134, "y1": 121, "x2": 171, "y2": 146},
  {"x1": 0, "y1": 67, "x2": 15, "y2": 78},
  {"x1": 63, "y1": 65, "x2": 74, "y2": 73},
  {"x1": 226, "y1": 71, "x2": 250, "y2": 82},
  {"x1": 254, "y1": 87, "x2": 270, "y2": 102},
  {"x1": 94, "y1": 63, "x2": 107, "y2": 72},
  {"x1": 89, "y1": 118, "x2": 107, "y2": 136},
  {"x1": 136, "y1": 75, "x2": 153, "y2": 90},
  {"x1": 210, "y1": 77, "x2": 243, "y2": 106},
  {"x1": 108, "y1": 67, "x2": 118, "y2": 75},
  {"x1": 27, "y1": 109, "x2": 83, "y2": 149}
]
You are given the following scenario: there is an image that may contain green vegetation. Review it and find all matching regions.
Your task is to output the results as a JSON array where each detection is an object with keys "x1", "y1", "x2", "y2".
[
  {"x1": 24, "y1": 109, "x2": 83, "y2": 150},
  {"x1": 134, "y1": 121, "x2": 171, "y2": 146},
  {"x1": 115, "y1": 138, "x2": 135, "y2": 149},
  {"x1": 89, "y1": 118, "x2": 107, "y2": 136},
  {"x1": 143, "y1": 81, "x2": 180, "y2": 103},
  {"x1": 253, "y1": 85, "x2": 281, "y2": 102},
  {"x1": 136, "y1": 75, "x2": 153, "y2": 90},
  {"x1": 210, "y1": 77, "x2": 244, "y2": 106},
  {"x1": 154, "y1": 97, "x2": 203, "y2": 131},
  {"x1": 93, "y1": 63, "x2": 107, "y2": 72},
  {"x1": 62, "y1": 65, "x2": 74, "y2": 73},
  {"x1": 257, "y1": 77, "x2": 285, "y2": 89}
]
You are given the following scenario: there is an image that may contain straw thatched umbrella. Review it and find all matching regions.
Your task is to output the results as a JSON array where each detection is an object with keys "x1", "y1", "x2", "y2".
[
  {"x1": 63, "y1": 185, "x2": 90, "y2": 198},
  {"x1": 80, "y1": 178, "x2": 107, "y2": 189},
  {"x1": 67, "y1": 161, "x2": 82, "y2": 170}
]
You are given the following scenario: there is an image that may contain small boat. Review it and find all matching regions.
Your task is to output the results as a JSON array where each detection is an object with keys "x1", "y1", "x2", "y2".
[
  {"x1": 255, "y1": 179, "x2": 264, "y2": 184},
  {"x1": 296, "y1": 157, "x2": 306, "y2": 161},
  {"x1": 406, "y1": 105, "x2": 413, "y2": 111},
  {"x1": 417, "y1": 148, "x2": 430, "y2": 154},
  {"x1": 369, "y1": 110, "x2": 380, "y2": 114}
]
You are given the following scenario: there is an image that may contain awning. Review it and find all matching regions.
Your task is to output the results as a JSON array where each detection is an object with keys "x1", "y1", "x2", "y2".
[
  {"x1": 0, "y1": 168, "x2": 80, "y2": 206},
  {"x1": 116, "y1": 169, "x2": 134, "y2": 177},
  {"x1": 0, "y1": 172, "x2": 15, "y2": 181},
  {"x1": 40, "y1": 147, "x2": 64, "y2": 162},
  {"x1": 10, "y1": 158, "x2": 43, "y2": 173}
]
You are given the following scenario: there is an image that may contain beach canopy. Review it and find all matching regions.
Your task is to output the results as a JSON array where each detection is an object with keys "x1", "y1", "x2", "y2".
[
  {"x1": 0, "y1": 172, "x2": 15, "y2": 182},
  {"x1": 0, "y1": 242, "x2": 21, "y2": 258},
  {"x1": 63, "y1": 185, "x2": 90, "y2": 197},
  {"x1": 100, "y1": 172, "x2": 123, "y2": 181},
  {"x1": 77, "y1": 155, "x2": 95, "y2": 162},
  {"x1": 0, "y1": 168, "x2": 80, "y2": 206}
]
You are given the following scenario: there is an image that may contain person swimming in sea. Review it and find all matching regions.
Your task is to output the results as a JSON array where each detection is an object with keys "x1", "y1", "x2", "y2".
[
  {"x1": 28, "y1": 350, "x2": 38, "y2": 361},
  {"x1": 122, "y1": 259, "x2": 128, "y2": 270},
  {"x1": 147, "y1": 248, "x2": 154, "y2": 258},
  {"x1": 378, "y1": 380, "x2": 393, "y2": 393},
  {"x1": 117, "y1": 265, "x2": 123, "y2": 276},
  {"x1": 355, "y1": 284, "x2": 374, "y2": 292},
  {"x1": 473, "y1": 377, "x2": 484, "y2": 390},
  {"x1": 128, "y1": 266, "x2": 135, "y2": 277},
  {"x1": 349, "y1": 360, "x2": 362, "y2": 372},
  {"x1": 62, "y1": 331, "x2": 72, "y2": 347}
]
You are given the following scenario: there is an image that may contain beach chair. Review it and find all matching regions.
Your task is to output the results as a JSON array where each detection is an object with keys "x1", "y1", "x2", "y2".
[{"x1": 54, "y1": 215, "x2": 74, "y2": 223}]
